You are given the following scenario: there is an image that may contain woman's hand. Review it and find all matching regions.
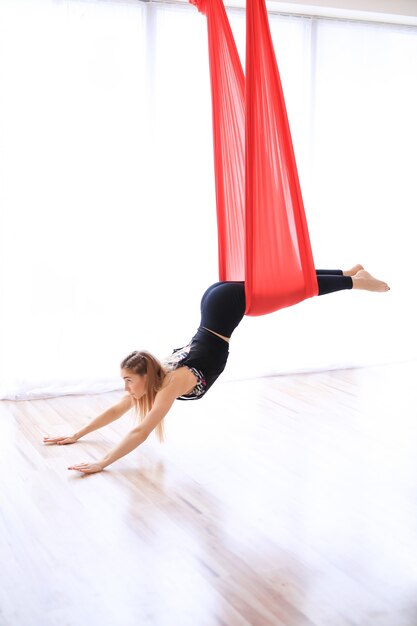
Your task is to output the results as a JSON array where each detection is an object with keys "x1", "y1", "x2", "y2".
[
  {"x1": 43, "y1": 434, "x2": 79, "y2": 445},
  {"x1": 68, "y1": 462, "x2": 105, "y2": 474}
]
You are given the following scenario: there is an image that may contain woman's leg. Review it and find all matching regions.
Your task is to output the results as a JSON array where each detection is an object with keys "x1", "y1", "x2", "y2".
[
  {"x1": 316, "y1": 264, "x2": 364, "y2": 278},
  {"x1": 316, "y1": 273, "x2": 353, "y2": 296},
  {"x1": 316, "y1": 266, "x2": 389, "y2": 295},
  {"x1": 200, "y1": 266, "x2": 389, "y2": 333}
]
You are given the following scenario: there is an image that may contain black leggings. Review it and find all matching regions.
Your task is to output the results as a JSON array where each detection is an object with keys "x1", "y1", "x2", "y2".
[{"x1": 200, "y1": 270, "x2": 352, "y2": 338}]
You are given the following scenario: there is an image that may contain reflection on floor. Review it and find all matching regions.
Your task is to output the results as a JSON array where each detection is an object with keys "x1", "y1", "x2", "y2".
[{"x1": 1, "y1": 360, "x2": 417, "y2": 626}]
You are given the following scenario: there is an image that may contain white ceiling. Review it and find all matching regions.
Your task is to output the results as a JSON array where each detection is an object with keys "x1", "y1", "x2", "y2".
[
  {"x1": 163, "y1": 0, "x2": 417, "y2": 25},
  {"x1": 264, "y1": 1, "x2": 417, "y2": 24}
]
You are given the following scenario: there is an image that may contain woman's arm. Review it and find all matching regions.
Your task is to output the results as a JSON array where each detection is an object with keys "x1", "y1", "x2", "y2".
[
  {"x1": 75, "y1": 394, "x2": 133, "y2": 439},
  {"x1": 68, "y1": 389, "x2": 176, "y2": 474},
  {"x1": 99, "y1": 392, "x2": 176, "y2": 469},
  {"x1": 68, "y1": 367, "x2": 194, "y2": 474},
  {"x1": 43, "y1": 394, "x2": 132, "y2": 445}
]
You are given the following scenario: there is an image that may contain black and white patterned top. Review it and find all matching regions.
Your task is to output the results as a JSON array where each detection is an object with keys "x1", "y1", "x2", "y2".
[
  {"x1": 162, "y1": 345, "x2": 207, "y2": 400},
  {"x1": 162, "y1": 327, "x2": 229, "y2": 401}
]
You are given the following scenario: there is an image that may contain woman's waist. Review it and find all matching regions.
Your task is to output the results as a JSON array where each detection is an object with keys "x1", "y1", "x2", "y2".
[
  {"x1": 191, "y1": 326, "x2": 230, "y2": 351},
  {"x1": 201, "y1": 326, "x2": 230, "y2": 344}
]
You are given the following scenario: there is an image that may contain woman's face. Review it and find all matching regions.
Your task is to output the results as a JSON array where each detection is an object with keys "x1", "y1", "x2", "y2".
[{"x1": 121, "y1": 368, "x2": 147, "y2": 399}]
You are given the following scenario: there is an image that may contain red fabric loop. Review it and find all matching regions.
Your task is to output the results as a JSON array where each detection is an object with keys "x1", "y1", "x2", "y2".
[{"x1": 190, "y1": 0, "x2": 318, "y2": 316}]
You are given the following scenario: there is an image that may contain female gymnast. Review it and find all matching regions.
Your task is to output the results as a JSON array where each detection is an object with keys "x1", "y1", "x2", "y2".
[{"x1": 43, "y1": 265, "x2": 389, "y2": 474}]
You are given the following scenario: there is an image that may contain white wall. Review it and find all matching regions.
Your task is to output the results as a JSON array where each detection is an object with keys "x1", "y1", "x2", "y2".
[{"x1": 0, "y1": 0, "x2": 416, "y2": 398}]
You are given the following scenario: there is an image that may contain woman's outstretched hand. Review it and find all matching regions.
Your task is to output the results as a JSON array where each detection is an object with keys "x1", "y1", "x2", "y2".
[
  {"x1": 68, "y1": 462, "x2": 104, "y2": 474},
  {"x1": 43, "y1": 434, "x2": 79, "y2": 445}
]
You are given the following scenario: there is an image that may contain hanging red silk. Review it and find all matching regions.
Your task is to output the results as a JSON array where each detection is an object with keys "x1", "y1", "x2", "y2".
[{"x1": 190, "y1": 0, "x2": 318, "y2": 315}]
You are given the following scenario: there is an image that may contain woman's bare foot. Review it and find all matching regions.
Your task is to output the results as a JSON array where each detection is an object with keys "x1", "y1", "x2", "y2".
[
  {"x1": 343, "y1": 264, "x2": 364, "y2": 277},
  {"x1": 352, "y1": 270, "x2": 390, "y2": 292}
]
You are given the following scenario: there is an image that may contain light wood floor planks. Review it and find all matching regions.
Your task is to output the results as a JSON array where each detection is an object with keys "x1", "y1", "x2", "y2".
[{"x1": 1, "y1": 360, "x2": 417, "y2": 626}]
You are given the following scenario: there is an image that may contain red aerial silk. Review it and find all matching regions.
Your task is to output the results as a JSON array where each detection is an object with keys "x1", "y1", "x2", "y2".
[{"x1": 190, "y1": 0, "x2": 318, "y2": 315}]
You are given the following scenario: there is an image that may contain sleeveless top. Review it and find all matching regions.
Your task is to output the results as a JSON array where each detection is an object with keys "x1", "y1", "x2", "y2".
[{"x1": 162, "y1": 327, "x2": 229, "y2": 401}]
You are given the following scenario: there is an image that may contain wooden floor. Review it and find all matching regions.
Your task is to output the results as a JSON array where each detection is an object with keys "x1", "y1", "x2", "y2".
[{"x1": 1, "y1": 360, "x2": 417, "y2": 626}]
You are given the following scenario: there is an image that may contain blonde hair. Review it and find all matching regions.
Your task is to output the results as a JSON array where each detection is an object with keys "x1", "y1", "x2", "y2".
[{"x1": 121, "y1": 350, "x2": 166, "y2": 443}]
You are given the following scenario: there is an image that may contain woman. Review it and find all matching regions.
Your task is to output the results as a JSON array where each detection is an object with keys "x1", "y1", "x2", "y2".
[{"x1": 43, "y1": 266, "x2": 389, "y2": 474}]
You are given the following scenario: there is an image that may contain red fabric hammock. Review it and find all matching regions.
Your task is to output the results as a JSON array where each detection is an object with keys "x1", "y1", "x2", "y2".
[{"x1": 190, "y1": 0, "x2": 318, "y2": 316}]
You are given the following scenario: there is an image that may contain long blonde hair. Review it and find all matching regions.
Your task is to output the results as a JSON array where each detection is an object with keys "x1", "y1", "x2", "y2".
[{"x1": 121, "y1": 350, "x2": 167, "y2": 442}]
